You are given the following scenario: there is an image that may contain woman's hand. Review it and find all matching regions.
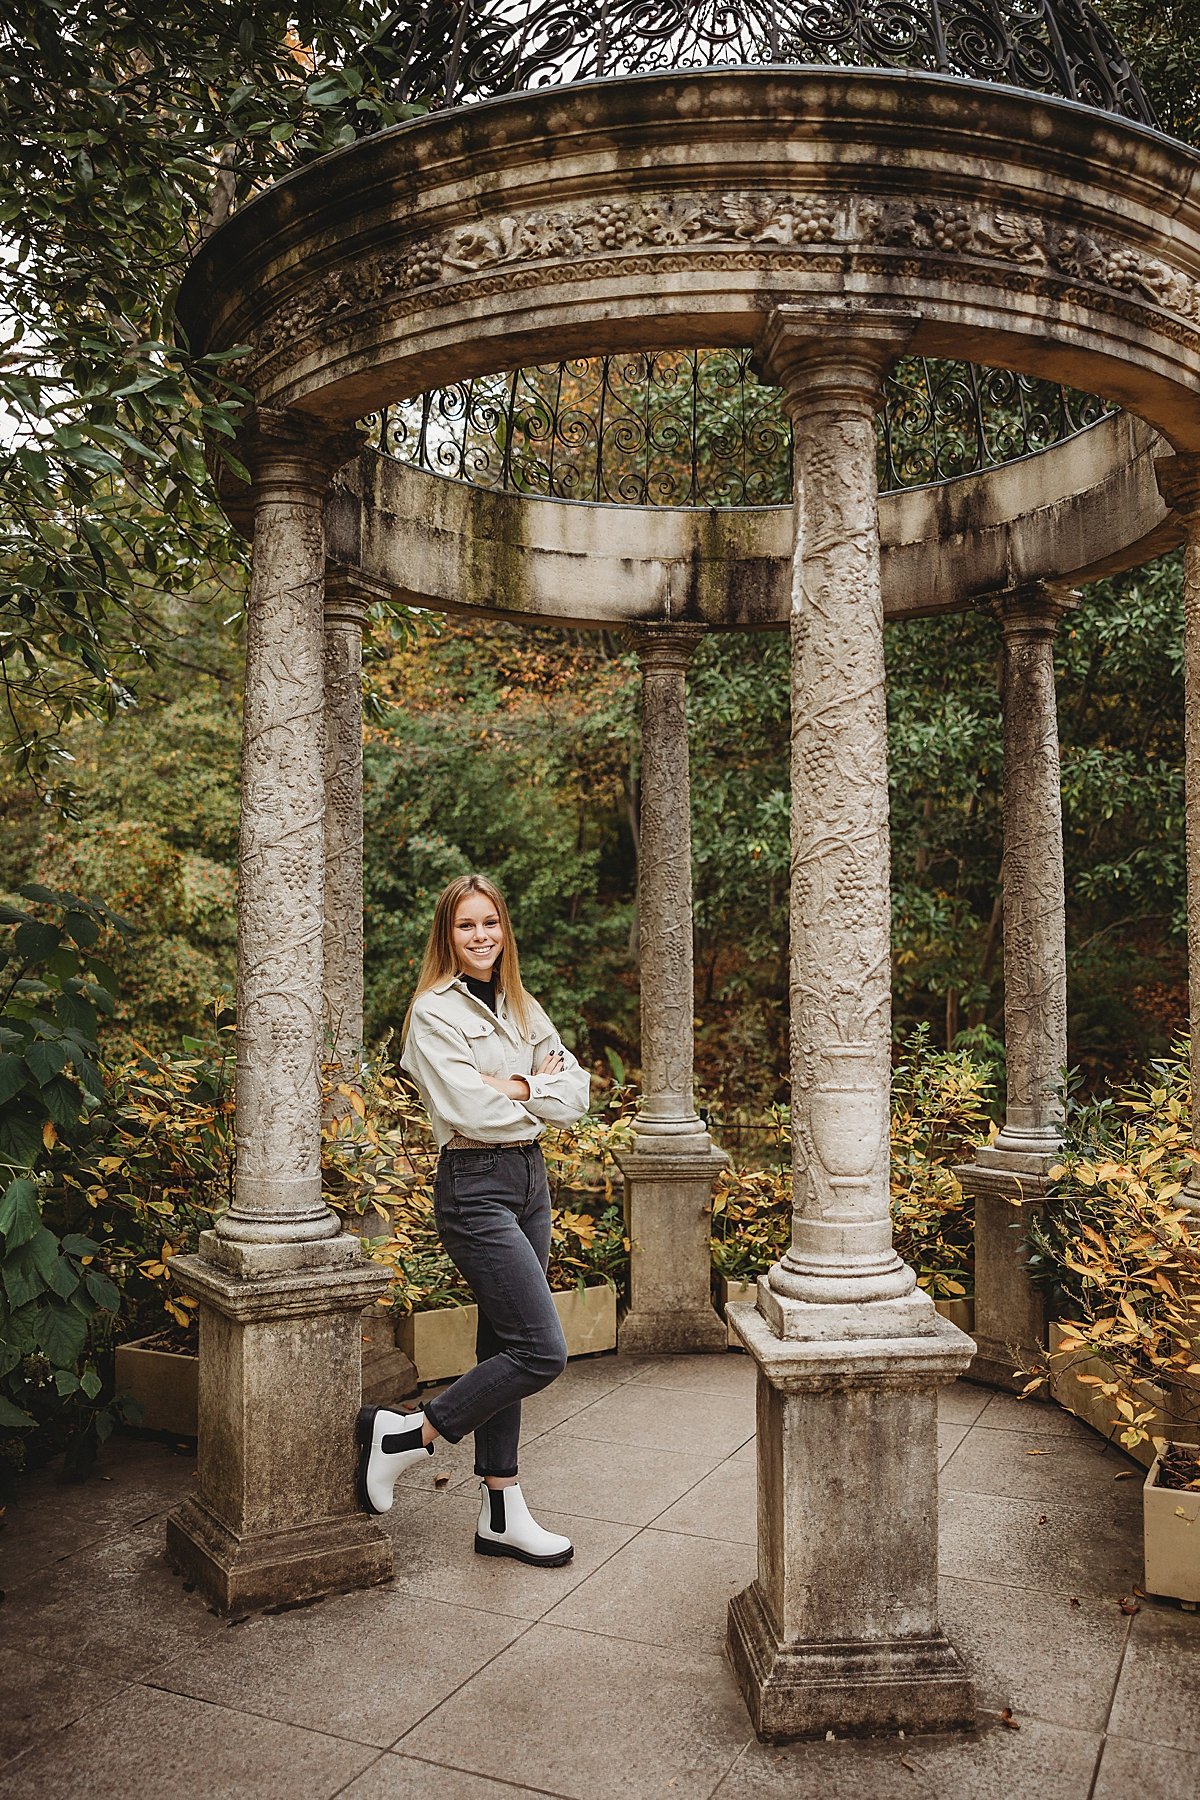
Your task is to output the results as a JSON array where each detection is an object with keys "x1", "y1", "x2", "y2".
[{"x1": 535, "y1": 1050, "x2": 564, "y2": 1076}]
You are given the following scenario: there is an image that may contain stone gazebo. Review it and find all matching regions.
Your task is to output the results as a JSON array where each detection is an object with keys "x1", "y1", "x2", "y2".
[{"x1": 167, "y1": 0, "x2": 1200, "y2": 1743}]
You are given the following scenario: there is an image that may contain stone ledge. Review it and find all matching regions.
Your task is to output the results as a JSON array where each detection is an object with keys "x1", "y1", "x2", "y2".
[
  {"x1": 171, "y1": 1245, "x2": 390, "y2": 1323},
  {"x1": 166, "y1": 1495, "x2": 392, "y2": 1616},
  {"x1": 728, "y1": 1301, "x2": 975, "y2": 1390}
]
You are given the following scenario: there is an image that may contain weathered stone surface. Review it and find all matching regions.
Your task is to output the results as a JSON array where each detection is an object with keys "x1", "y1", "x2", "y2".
[
  {"x1": 956, "y1": 1163, "x2": 1051, "y2": 1393},
  {"x1": 322, "y1": 574, "x2": 369, "y2": 1090},
  {"x1": 166, "y1": 1246, "x2": 392, "y2": 1615},
  {"x1": 326, "y1": 410, "x2": 1177, "y2": 633},
  {"x1": 179, "y1": 73, "x2": 1200, "y2": 452},
  {"x1": 979, "y1": 584, "x2": 1076, "y2": 1171},
  {"x1": 222, "y1": 409, "x2": 359, "y2": 1253},
  {"x1": 615, "y1": 1149, "x2": 728, "y2": 1355},
  {"x1": 757, "y1": 305, "x2": 917, "y2": 1319},
  {"x1": 727, "y1": 1303, "x2": 975, "y2": 1740}
]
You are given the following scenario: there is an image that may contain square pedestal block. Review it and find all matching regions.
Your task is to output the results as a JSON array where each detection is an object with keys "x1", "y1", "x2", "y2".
[
  {"x1": 615, "y1": 1144, "x2": 728, "y2": 1354},
  {"x1": 727, "y1": 1299, "x2": 976, "y2": 1741},
  {"x1": 956, "y1": 1160, "x2": 1050, "y2": 1392},
  {"x1": 166, "y1": 1241, "x2": 393, "y2": 1615}
]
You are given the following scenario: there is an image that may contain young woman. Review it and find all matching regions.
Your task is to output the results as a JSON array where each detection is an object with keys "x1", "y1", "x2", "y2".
[{"x1": 356, "y1": 873, "x2": 590, "y2": 1567}]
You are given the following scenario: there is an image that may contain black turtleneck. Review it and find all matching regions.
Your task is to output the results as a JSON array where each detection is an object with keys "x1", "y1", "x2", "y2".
[{"x1": 462, "y1": 972, "x2": 498, "y2": 1015}]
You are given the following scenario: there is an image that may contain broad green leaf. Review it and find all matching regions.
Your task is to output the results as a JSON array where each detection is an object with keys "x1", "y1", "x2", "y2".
[{"x1": 0, "y1": 1177, "x2": 41, "y2": 1248}]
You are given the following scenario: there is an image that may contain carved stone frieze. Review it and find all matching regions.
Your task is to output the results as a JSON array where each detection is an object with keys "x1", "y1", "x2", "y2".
[{"x1": 242, "y1": 186, "x2": 1200, "y2": 380}]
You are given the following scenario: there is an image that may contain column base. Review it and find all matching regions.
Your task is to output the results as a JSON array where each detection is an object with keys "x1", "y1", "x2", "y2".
[
  {"x1": 728, "y1": 1580, "x2": 975, "y2": 1741},
  {"x1": 956, "y1": 1160, "x2": 1051, "y2": 1394},
  {"x1": 166, "y1": 1495, "x2": 392, "y2": 1617},
  {"x1": 615, "y1": 1143, "x2": 728, "y2": 1355},
  {"x1": 619, "y1": 1303, "x2": 727, "y2": 1355},
  {"x1": 167, "y1": 1238, "x2": 393, "y2": 1615}
]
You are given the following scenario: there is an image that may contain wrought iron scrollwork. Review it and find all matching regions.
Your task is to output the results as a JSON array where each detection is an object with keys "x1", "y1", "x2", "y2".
[
  {"x1": 380, "y1": 0, "x2": 1156, "y2": 127},
  {"x1": 365, "y1": 349, "x2": 1112, "y2": 506}
]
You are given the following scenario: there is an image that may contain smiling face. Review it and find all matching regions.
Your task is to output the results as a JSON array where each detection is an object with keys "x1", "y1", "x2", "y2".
[{"x1": 452, "y1": 893, "x2": 504, "y2": 980}]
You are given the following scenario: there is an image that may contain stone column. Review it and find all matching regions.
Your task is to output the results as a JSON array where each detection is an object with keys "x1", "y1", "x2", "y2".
[
  {"x1": 322, "y1": 571, "x2": 370, "y2": 1090},
  {"x1": 957, "y1": 584, "x2": 1076, "y2": 1390},
  {"x1": 727, "y1": 305, "x2": 974, "y2": 1741},
  {"x1": 616, "y1": 624, "x2": 727, "y2": 1353},
  {"x1": 323, "y1": 567, "x2": 419, "y2": 1405},
  {"x1": 167, "y1": 410, "x2": 392, "y2": 1615},
  {"x1": 1155, "y1": 455, "x2": 1200, "y2": 1219}
]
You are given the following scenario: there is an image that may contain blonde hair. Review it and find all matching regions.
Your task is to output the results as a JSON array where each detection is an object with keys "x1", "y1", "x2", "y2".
[{"x1": 403, "y1": 873, "x2": 534, "y2": 1044}]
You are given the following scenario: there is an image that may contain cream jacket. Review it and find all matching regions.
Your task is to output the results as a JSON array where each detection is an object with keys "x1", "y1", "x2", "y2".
[{"x1": 400, "y1": 975, "x2": 591, "y2": 1149}]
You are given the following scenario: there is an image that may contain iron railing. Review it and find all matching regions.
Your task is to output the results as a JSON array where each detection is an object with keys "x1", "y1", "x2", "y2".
[
  {"x1": 380, "y1": 0, "x2": 1155, "y2": 127},
  {"x1": 366, "y1": 349, "x2": 1113, "y2": 506}
]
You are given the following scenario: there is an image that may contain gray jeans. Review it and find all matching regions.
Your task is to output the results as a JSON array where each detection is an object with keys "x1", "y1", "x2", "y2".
[{"x1": 423, "y1": 1142, "x2": 568, "y2": 1477}]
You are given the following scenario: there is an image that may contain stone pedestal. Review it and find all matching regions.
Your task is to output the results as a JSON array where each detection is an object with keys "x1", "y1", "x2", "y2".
[
  {"x1": 726, "y1": 305, "x2": 974, "y2": 1741},
  {"x1": 728, "y1": 1301, "x2": 975, "y2": 1740},
  {"x1": 166, "y1": 1242, "x2": 392, "y2": 1615},
  {"x1": 616, "y1": 1145, "x2": 728, "y2": 1353},
  {"x1": 955, "y1": 1162, "x2": 1049, "y2": 1391},
  {"x1": 619, "y1": 624, "x2": 725, "y2": 1353}
]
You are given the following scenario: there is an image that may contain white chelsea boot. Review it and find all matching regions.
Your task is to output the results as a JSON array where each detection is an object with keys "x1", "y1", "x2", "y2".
[
  {"x1": 474, "y1": 1482, "x2": 574, "y2": 1567},
  {"x1": 356, "y1": 1405, "x2": 433, "y2": 1515}
]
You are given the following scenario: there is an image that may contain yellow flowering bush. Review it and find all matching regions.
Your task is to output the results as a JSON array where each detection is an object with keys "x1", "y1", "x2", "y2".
[{"x1": 1025, "y1": 1046, "x2": 1200, "y2": 1462}]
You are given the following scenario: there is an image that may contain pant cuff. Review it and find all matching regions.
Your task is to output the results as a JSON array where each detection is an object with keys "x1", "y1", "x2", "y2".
[
  {"x1": 475, "y1": 1463, "x2": 519, "y2": 1479},
  {"x1": 423, "y1": 1401, "x2": 461, "y2": 1444}
]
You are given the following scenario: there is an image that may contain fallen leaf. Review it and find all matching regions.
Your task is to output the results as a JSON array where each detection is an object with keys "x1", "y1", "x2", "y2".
[
  {"x1": 434, "y1": 1473, "x2": 450, "y2": 1488},
  {"x1": 899, "y1": 1755, "x2": 918, "y2": 1771},
  {"x1": 1119, "y1": 1595, "x2": 1141, "y2": 1615},
  {"x1": 1069, "y1": 1596, "x2": 1081, "y2": 1607},
  {"x1": 1025, "y1": 1449, "x2": 1049, "y2": 1456},
  {"x1": 1000, "y1": 1708, "x2": 1020, "y2": 1731},
  {"x1": 1038, "y1": 1514, "x2": 1048, "y2": 1524},
  {"x1": 1114, "y1": 1471, "x2": 1136, "y2": 1481}
]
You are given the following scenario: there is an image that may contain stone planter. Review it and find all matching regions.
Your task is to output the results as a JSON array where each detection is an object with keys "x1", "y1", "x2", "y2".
[
  {"x1": 933, "y1": 1296, "x2": 975, "y2": 1334},
  {"x1": 114, "y1": 1336, "x2": 199, "y2": 1437},
  {"x1": 1143, "y1": 1451, "x2": 1200, "y2": 1607},
  {"x1": 398, "y1": 1283, "x2": 618, "y2": 1385}
]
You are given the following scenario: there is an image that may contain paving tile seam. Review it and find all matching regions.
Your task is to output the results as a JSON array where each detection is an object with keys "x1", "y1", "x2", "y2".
[
  {"x1": 385, "y1": 1615, "x2": 544, "y2": 1751},
  {"x1": 382, "y1": 1745, "x2": 583, "y2": 1799},
  {"x1": 500, "y1": 1608, "x2": 732, "y2": 1664},
  {"x1": 140, "y1": 1673, "x2": 412, "y2": 1750},
  {"x1": 1085, "y1": 1619, "x2": 1135, "y2": 1800},
  {"x1": 328, "y1": 1747, "x2": 392, "y2": 1799},
  {"x1": 0, "y1": 1672, "x2": 140, "y2": 1777}
]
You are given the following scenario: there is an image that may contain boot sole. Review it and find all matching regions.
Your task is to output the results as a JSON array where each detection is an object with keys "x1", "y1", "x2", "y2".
[
  {"x1": 474, "y1": 1534, "x2": 574, "y2": 1568},
  {"x1": 355, "y1": 1405, "x2": 382, "y2": 1515}
]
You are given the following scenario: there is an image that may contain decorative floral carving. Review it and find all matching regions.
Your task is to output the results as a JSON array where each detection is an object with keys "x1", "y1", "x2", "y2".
[{"x1": 243, "y1": 185, "x2": 1200, "y2": 381}]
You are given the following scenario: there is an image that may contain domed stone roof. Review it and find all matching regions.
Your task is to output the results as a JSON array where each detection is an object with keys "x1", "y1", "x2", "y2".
[{"x1": 384, "y1": 0, "x2": 1155, "y2": 127}]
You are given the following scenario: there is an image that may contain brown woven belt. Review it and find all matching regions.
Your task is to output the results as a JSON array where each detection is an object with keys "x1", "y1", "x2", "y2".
[{"x1": 442, "y1": 1134, "x2": 536, "y2": 1151}]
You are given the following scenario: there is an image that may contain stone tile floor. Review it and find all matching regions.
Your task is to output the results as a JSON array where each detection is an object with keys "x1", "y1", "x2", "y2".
[{"x1": 0, "y1": 1350, "x2": 1197, "y2": 1799}]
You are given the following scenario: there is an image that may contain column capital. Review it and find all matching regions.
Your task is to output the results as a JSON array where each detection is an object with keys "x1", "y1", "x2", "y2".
[
  {"x1": 237, "y1": 407, "x2": 364, "y2": 499},
  {"x1": 323, "y1": 566, "x2": 390, "y2": 632},
  {"x1": 756, "y1": 303, "x2": 920, "y2": 417},
  {"x1": 625, "y1": 621, "x2": 706, "y2": 671},
  {"x1": 988, "y1": 582, "x2": 1079, "y2": 639},
  {"x1": 1155, "y1": 452, "x2": 1200, "y2": 523}
]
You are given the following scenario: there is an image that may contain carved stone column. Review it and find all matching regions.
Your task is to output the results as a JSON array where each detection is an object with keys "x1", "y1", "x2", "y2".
[
  {"x1": 615, "y1": 624, "x2": 727, "y2": 1353},
  {"x1": 726, "y1": 306, "x2": 974, "y2": 1742},
  {"x1": 322, "y1": 571, "x2": 370, "y2": 1089},
  {"x1": 323, "y1": 567, "x2": 419, "y2": 1406},
  {"x1": 167, "y1": 410, "x2": 392, "y2": 1614},
  {"x1": 957, "y1": 584, "x2": 1076, "y2": 1391},
  {"x1": 1155, "y1": 455, "x2": 1200, "y2": 1219}
]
